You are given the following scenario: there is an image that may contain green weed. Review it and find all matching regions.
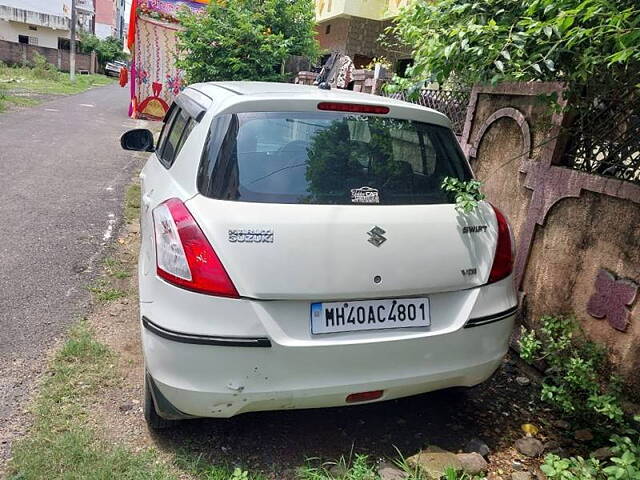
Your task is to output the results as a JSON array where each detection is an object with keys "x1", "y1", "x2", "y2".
[
  {"x1": 519, "y1": 315, "x2": 625, "y2": 426},
  {"x1": 174, "y1": 452, "x2": 266, "y2": 480},
  {"x1": 87, "y1": 278, "x2": 126, "y2": 302},
  {"x1": 104, "y1": 257, "x2": 131, "y2": 279}
]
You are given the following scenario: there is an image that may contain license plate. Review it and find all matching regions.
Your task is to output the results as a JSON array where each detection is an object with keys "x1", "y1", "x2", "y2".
[{"x1": 310, "y1": 297, "x2": 431, "y2": 335}]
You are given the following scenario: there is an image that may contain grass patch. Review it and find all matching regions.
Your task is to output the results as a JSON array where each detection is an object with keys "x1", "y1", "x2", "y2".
[
  {"x1": 104, "y1": 257, "x2": 131, "y2": 279},
  {"x1": 0, "y1": 60, "x2": 113, "y2": 102},
  {"x1": 7, "y1": 321, "x2": 177, "y2": 480},
  {"x1": 0, "y1": 90, "x2": 40, "y2": 111},
  {"x1": 87, "y1": 278, "x2": 126, "y2": 302},
  {"x1": 124, "y1": 182, "x2": 141, "y2": 224},
  {"x1": 299, "y1": 455, "x2": 379, "y2": 480},
  {"x1": 5, "y1": 95, "x2": 40, "y2": 107},
  {"x1": 175, "y1": 452, "x2": 267, "y2": 480}
]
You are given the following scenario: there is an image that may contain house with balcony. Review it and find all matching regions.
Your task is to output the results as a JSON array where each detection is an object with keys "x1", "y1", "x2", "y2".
[
  {"x1": 0, "y1": 0, "x2": 96, "y2": 72},
  {"x1": 0, "y1": 0, "x2": 94, "y2": 49},
  {"x1": 314, "y1": 0, "x2": 413, "y2": 73},
  {"x1": 0, "y1": 0, "x2": 73, "y2": 49}
]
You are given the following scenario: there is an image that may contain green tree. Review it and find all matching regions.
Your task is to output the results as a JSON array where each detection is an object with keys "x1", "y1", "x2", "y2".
[
  {"x1": 176, "y1": 0, "x2": 319, "y2": 83},
  {"x1": 80, "y1": 34, "x2": 127, "y2": 64},
  {"x1": 389, "y1": 0, "x2": 640, "y2": 101}
]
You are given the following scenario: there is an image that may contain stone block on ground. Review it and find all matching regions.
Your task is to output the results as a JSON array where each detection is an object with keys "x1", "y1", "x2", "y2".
[
  {"x1": 378, "y1": 465, "x2": 408, "y2": 480},
  {"x1": 466, "y1": 437, "x2": 491, "y2": 457},
  {"x1": 406, "y1": 449, "x2": 462, "y2": 479},
  {"x1": 456, "y1": 452, "x2": 488, "y2": 475},
  {"x1": 515, "y1": 437, "x2": 544, "y2": 457},
  {"x1": 512, "y1": 472, "x2": 533, "y2": 480}
]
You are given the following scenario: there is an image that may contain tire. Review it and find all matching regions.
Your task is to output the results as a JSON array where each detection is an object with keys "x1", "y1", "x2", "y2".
[{"x1": 143, "y1": 371, "x2": 175, "y2": 430}]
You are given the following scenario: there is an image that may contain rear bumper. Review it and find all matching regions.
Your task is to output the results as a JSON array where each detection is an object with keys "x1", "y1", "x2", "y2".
[{"x1": 142, "y1": 312, "x2": 515, "y2": 418}]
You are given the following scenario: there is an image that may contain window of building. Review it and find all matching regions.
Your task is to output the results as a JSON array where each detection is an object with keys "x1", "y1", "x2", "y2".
[
  {"x1": 58, "y1": 38, "x2": 70, "y2": 50},
  {"x1": 18, "y1": 35, "x2": 29, "y2": 44},
  {"x1": 325, "y1": 24, "x2": 331, "y2": 35},
  {"x1": 28, "y1": 26, "x2": 37, "y2": 31},
  {"x1": 29, "y1": 36, "x2": 38, "y2": 45}
]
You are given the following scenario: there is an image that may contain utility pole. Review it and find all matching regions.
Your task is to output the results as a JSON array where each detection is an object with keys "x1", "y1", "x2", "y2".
[{"x1": 70, "y1": 0, "x2": 77, "y2": 81}]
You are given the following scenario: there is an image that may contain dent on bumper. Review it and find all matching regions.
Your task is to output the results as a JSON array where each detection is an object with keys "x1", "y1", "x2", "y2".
[{"x1": 142, "y1": 313, "x2": 515, "y2": 418}]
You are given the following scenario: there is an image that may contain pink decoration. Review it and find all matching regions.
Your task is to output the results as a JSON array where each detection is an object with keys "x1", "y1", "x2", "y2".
[
  {"x1": 587, "y1": 269, "x2": 638, "y2": 332},
  {"x1": 166, "y1": 72, "x2": 184, "y2": 95}
]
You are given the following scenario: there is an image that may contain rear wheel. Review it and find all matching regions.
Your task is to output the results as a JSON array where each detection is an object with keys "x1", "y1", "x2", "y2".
[{"x1": 143, "y1": 371, "x2": 175, "y2": 430}]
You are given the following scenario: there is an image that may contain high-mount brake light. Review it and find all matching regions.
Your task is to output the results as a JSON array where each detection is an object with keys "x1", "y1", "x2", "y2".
[
  {"x1": 317, "y1": 102, "x2": 390, "y2": 114},
  {"x1": 153, "y1": 198, "x2": 239, "y2": 297},
  {"x1": 488, "y1": 205, "x2": 514, "y2": 284}
]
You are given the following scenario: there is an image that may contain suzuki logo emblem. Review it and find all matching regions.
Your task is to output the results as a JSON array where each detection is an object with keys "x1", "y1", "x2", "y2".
[{"x1": 367, "y1": 226, "x2": 387, "y2": 247}]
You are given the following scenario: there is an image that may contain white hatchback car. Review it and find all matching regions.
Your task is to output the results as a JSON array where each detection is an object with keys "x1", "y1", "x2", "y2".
[{"x1": 121, "y1": 81, "x2": 517, "y2": 429}]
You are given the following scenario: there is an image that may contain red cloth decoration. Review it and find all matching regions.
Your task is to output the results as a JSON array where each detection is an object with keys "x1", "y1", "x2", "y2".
[
  {"x1": 119, "y1": 67, "x2": 129, "y2": 87},
  {"x1": 127, "y1": 0, "x2": 138, "y2": 49}
]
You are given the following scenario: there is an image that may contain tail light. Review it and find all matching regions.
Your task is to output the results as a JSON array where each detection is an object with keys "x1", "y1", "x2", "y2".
[
  {"x1": 488, "y1": 205, "x2": 514, "y2": 284},
  {"x1": 152, "y1": 198, "x2": 239, "y2": 297}
]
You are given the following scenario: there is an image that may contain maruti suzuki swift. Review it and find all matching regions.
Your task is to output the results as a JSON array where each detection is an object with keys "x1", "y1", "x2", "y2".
[{"x1": 120, "y1": 81, "x2": 518, "y2": 429}]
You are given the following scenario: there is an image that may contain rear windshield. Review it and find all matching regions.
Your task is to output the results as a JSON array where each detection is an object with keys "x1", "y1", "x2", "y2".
[{"x1": 197, "y1": 111, "x2": 471, "y2": 205}]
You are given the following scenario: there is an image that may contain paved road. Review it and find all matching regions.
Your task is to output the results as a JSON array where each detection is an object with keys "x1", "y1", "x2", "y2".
[{"x1": 0, "y1": 84, "x2": 144, "y2": 459}]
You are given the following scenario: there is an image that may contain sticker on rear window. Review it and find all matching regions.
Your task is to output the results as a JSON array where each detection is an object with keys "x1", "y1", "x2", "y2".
[{"x1": 351, "y1": 186, "x2": 380, "y2": 204}]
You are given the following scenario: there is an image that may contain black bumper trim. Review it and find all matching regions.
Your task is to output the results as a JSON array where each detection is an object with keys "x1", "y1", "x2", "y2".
[
  {"x1": 142, "y1": 316, "x2": 272, "y2": 347},
  {"x1": 464, "y1": 305, "x2": 518, "y2": 328}
]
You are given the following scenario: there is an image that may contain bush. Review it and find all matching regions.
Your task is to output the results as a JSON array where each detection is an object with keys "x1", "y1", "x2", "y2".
[
  {"x1": 541, "y1": 435, "x2": 640, "y2": 480},
  {"x1": 80, "y1": 34, "x2": 126, "y2": 65},
  {"x1": 389, "y1": 0, "x2": 640, "y2": 105},
  {"x1": 31, "y1": 53, "x2": 59, "y2": 80},
  {"x1": 519, "y1": 315, "x2": 625, "y2": 426}
]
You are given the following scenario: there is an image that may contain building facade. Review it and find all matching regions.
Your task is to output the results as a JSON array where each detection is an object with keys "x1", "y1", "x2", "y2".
[
  {"x1": 314, "y1": 0, "x2": 412, "y2": 72},
  {"x1": 0, "y1": 0, "x2": 72, "y2": 49},
  {"x1": 0, "y1": 0, "x2": 94, "y2": 49},
  {"x1": 95, "y1": 0, "x2": 126, "y2": 40}
]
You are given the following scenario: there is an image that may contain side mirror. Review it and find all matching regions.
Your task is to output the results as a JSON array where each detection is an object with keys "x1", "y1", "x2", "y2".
[{"x1": 121, "y1": 129, "x2": 155, "y2": 152}]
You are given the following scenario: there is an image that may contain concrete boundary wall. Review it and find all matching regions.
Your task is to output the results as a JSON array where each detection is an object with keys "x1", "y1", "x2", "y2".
[
  {"x1": 459, "y1": 83, "x2": 640, "y2": 390},
  {"x1": 0, "y1": 39, "x2": 96, "y2": 73}
]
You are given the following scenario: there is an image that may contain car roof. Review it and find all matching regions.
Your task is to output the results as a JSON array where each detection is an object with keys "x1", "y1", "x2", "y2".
[{"x1": 187, "y1": 81, "x2": 451, "y2": 127}]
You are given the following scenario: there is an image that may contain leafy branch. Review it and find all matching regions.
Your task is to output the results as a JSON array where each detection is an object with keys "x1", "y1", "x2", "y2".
[{"x1": 441, "y1": 177, "x2": 486, "y2": 213}]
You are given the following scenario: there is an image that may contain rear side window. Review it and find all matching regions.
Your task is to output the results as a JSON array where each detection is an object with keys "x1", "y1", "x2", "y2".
[
  {"x1": 197, "y1": 111, "x2": 471, "y2": 205},
  {"x1": 158, "y1": 108, "x2": 194, "y2": 168},
  {"x1": 156, "y1": 106, "x2": 177, "y2": 156}
]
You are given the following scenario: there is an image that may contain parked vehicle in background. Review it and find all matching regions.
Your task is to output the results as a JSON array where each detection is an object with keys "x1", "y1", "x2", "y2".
[
  {"x1": 105, "y1": 60, "x2": 127, "y2": 77},
  {"x1": 121, "y1": 81, "x2": 518, "y2": 429}
]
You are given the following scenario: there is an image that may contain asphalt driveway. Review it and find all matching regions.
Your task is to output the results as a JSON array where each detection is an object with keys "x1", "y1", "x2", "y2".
[{"x1": 0, "y1": 83, "x2": 143, "y2": 460}]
